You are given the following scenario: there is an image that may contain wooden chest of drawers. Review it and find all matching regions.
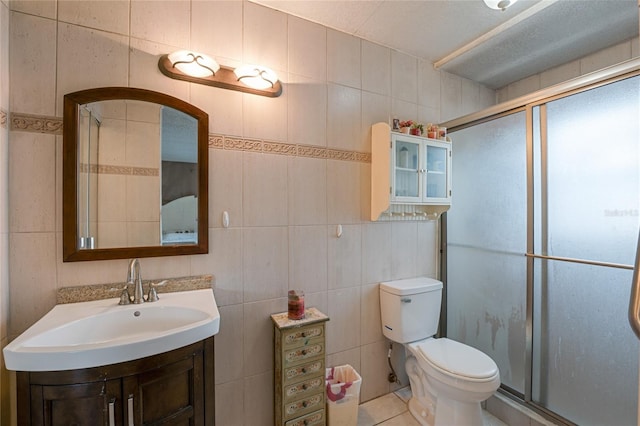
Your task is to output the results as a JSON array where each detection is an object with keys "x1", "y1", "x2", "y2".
[{"x1": 271, "y1": 308, "x2": 329, "y2": 426}]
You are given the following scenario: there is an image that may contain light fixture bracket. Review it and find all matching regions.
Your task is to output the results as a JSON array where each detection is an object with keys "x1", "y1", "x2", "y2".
[{"x1": 158, "y1": 54, "x2": 282, "y2": 98}]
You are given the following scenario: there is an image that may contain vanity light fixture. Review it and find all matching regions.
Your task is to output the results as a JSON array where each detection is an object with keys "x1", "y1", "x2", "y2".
[
  {"x1": 483, "y1": 0, "x2": 519, "y2": 10},
  {"x1": 159, "y1": 50, "x2": 282, "y2": 97}
]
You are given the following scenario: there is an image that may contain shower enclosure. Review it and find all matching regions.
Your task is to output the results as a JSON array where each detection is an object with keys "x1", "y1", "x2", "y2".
[{"x1": 445, "y1": 71, "x2": 640, "y2": 425}]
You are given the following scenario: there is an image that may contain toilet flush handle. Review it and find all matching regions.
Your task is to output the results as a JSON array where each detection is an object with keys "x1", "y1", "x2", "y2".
[{"x1": 401, "y1": 297, "x2": 412, "y2": 303}]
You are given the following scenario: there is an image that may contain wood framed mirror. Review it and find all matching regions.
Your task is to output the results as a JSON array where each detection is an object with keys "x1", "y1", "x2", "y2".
[{"x1": 63, "y1": 87, "x2": 208, "y2": 261}]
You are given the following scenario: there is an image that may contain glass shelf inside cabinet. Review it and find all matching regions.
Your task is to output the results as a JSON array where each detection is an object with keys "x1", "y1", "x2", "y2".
[{"x1": 395, "y1": 141, "x2": 419, "y2": 198}]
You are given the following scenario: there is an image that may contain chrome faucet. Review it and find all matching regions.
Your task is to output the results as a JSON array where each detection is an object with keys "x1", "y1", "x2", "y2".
[{"x1": 127, "y1": 258, "x2": 145, "y2": 304}]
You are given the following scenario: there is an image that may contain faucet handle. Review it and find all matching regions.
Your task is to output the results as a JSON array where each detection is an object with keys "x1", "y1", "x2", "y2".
[
  {"x1": 118, "y1": 285, "x2": 132, "y2": 305},
  {"x1": 147, "y1": 280, "x2": 168, "y2": 303}
]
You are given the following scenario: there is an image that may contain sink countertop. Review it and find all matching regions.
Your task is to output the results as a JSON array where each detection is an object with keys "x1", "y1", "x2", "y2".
[{"x1": 56, "y1": 274, "x2": 212, "y2": 304}]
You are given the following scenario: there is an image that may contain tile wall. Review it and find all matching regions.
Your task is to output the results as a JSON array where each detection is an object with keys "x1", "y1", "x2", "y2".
[
  {"x1": 1, "y1": 0, "x2": 9, "y2": 423},
  {"x1": 4, "y1": 1, "x2": 495, "y2": 424}
]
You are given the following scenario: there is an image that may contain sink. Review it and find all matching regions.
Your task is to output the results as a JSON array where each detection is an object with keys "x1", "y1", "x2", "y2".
[{"x1": 3, "y1": 289, "x2": 220, "y2": 371}]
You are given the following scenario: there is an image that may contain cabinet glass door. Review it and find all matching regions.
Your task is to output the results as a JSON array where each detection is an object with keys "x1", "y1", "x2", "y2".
[
  {"x1": 425, "y1": 144, "x2": 448, "y2": 199},
  {"x1": 394, "y1": 139, "x2": 420, "y2": 199}
]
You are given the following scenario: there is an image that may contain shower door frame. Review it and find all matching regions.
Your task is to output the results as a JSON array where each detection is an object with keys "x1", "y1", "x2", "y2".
[{"x1": 440, "y1": 58, "x2": 640, "y2": 425}]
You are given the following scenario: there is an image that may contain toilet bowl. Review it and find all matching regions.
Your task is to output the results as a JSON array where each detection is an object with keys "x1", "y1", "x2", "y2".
[
  {"x1": 408, "y1": 338, "x2": 500, "y2": 426},
  {"x1": 379, "y1": 277, "x2": 500, "y2": 426}
]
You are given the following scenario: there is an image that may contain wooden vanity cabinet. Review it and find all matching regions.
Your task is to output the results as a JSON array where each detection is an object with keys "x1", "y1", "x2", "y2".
[
  {"x1": 18, "y1": 378, "x2": 123, "y2": 425},
  {"x1": 16, "y1": 337, "x2": 214, "y2": 426}
]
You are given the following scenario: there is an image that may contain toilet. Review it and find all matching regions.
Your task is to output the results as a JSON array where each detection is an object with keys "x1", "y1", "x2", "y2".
[{"x1": 380, "y1": 277, "x2": 500, "y2": 426}]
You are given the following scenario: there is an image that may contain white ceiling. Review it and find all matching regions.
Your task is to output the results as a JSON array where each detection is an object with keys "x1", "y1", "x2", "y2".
[{"x1": 252, "y1": 0, "x2": 639, "y2": 89}]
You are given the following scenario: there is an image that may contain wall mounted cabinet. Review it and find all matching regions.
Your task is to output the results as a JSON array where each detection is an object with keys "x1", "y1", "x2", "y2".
[{"x1": 371, "y1": 122, "x2": 452, "y2": 221}]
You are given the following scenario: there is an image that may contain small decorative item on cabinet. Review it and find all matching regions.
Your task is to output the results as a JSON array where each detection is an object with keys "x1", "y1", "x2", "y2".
[
  {"x1": 272, "y1": 307, "x2": 329, "y2": 426},
  {"x1": 410, "y1": 123, "x2": 424, "y2": 136},
  {"x1": 398, "y1": 120, "x2": 413, "y2": 134},
  {"x1": 426, "y1": 123, "x2": 438, "y2": 139},
  {"x1": 288, "y1": 290, "x2": 305, "y2": 320}
]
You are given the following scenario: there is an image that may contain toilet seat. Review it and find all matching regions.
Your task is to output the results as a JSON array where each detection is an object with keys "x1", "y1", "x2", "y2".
[{"x1": 415, "y1": 338, "x2": 498, "y2": 382}]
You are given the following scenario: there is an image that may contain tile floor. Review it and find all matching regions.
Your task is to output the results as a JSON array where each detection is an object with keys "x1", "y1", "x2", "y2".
[{"x1": 357, "y1": 387, "x2": 508, "y2": 426}]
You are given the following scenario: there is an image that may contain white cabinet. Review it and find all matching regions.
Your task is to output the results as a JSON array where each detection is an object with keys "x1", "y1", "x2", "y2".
[
  {"x1": 391, "y1": 133, "x2": 451, "y2": 203},
  {"x1": 371, "y1": 122, "x2": 451, "y2": 221}
]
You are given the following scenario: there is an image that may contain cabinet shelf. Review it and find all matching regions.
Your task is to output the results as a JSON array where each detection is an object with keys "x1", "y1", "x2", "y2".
[{"x1": 371, "y1": 122, "x2": 452, "y2": 221}]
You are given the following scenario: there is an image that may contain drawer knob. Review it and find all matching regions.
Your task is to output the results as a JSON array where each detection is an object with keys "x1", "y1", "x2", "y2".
[{"x1": 301, "y1": 367, "x2": 306, "y2": 373}]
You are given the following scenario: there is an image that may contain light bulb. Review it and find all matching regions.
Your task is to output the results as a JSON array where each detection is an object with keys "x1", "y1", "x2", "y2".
[
  {"x1": 234, "y1": 65, "x2": 279, "y2": 90},
  {"x1": 168, "y1": 50, "x2": 220, "y2": 78}
]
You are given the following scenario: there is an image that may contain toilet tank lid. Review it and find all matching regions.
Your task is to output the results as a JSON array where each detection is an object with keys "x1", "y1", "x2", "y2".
[{"x1": 380, "y1": 277, "x2": 442, "y2": 296}]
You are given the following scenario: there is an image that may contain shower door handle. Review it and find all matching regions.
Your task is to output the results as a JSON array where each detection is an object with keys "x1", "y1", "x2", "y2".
[{"x1": 628, "y1": 230, "x2": 640, "y2": 339}]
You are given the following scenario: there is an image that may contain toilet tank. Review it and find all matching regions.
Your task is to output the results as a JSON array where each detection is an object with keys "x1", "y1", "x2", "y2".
[{"x1": 379, "y1": 277, "x2": 443, "y2": 343}]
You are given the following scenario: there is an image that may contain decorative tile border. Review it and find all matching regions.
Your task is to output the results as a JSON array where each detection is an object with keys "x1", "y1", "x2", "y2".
[
  {"x1": 298, "y1": 145, "x2": 327, "y2": 159},
  {"x1": 79, "y1": 163, "x2": 159, "y2": 177},
  {"x1": 263, "y1": 141, "x2": 297, "y2": 156},
  {"x1": 208, "y1": 134, "x2": 224, "y2": 149},
  {"x1": 211, "y1": 133, "x2": 371, "y2": 163},
  {"x1": 328, "y1": 148, "x2": 355, "y2": 161},
  {"x1": 11, "y1": 112, "x2": 63, "y2": 135},
  {"x1": 224, "y1": 136, "x2": 263, "y2": 152},
  {"x1": 131, "y1": 166, "x2": 160, "y2": 176},
  {"x1": 0, "y1": 109, "x2": 7, "y2": 129},
  {"x1": 8, "y1": 112, "x2": 371, "y2": 163},
  {"x1": 354, "y1": 151, "x2": 371, "y2": 162}
]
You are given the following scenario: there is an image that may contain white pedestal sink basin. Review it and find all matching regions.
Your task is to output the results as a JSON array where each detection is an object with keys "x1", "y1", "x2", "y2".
[{"x1": 3, "y1": 289, "x2": 220, "y2": 371}]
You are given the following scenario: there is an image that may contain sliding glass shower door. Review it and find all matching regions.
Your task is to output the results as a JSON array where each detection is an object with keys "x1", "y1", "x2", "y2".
[
  {"x1": 446, "y1": 74, "x2": 640, "y2": 425},
  {"x1": 445, "y1": 111, "x2": 528, "y2": 395},
  {"x1": 531, "y1": 75, "x2": 640, "y2": 425}
]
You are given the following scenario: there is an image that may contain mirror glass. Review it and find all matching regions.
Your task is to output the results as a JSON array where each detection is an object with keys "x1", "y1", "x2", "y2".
[{"x1": 63, "y1": 88, "x2": 208, "y2": 261}]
